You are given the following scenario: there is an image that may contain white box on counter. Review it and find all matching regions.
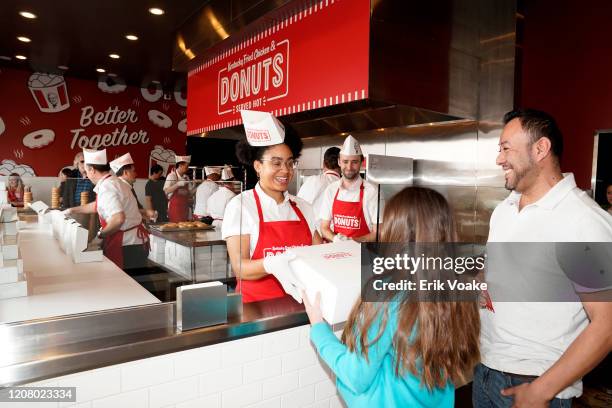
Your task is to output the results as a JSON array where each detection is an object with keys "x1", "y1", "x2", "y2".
[
  {"x1": 0, "y1": 206, "x2": 17, "y2": 222},
  {"x1": 1, "y1": 235, "x2": 18, "y2": 260},
  {"x1": 289, "y1": 240, "x2": 362, "y2": 325},
  {"x1": 0, "y1": 190, "x2": 7, "y2": 205},
  {"x1": 71, "y1": 224, "x2": 103, "y2": 263},
  {"x1": 0, "y1": 259, "x2": 23, "y2": 284},
  {"x1": 0, "y1": 220, "x2": 18, "y2": 236},
  {"x1": 0, "y1": 272, "x2": 28, "y2": 299}
]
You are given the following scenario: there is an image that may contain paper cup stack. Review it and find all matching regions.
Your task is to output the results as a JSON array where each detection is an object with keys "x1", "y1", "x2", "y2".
[
  {"x1": 23, "y1": 190, "x2": 33, "y2": 206},
  {"x1": 80, "y1": 191, "x2": 89, "y2": 205},
  {"x1": 51, "y1": 187, "x2": 60, "y2": 209}
]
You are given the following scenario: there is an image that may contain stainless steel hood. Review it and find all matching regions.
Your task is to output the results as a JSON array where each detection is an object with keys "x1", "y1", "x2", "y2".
[{"x1": 175, "y1": 0, "x2": 510, "y2": 138}]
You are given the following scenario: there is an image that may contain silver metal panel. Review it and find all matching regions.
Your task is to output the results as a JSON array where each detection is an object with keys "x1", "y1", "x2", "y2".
[
  {"x1": 366, "y1": 154, "x2": 413, "y2": 185},
  {"x1": 176, "y1": 283, "x2": 228, "y2": 332}
]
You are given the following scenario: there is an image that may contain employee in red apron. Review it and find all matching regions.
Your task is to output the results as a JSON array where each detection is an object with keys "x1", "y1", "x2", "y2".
[
  {"x1": 320, "y1": 135, "x2": 384, "y2": 243},
  {"x1": 163, "y1": 155, "x2": 194, "y2": 222},
  {"x1": 64, "y1": 148, "x2": 150, "y2": 271},
  {"x1": 111, "y1": 152, "x2": 156, "y2": 221},
  {"x1": 222, "y1": 110, "x2": 323, "y2": 303}
]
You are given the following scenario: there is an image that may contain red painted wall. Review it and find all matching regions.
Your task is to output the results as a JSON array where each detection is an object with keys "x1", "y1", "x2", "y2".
[
  {"x1": 0, "y1": 68, "x2": 187, "y2": 177},
  {"x1": 520, "y1": 0, "x2": 612, "y2": 188}
]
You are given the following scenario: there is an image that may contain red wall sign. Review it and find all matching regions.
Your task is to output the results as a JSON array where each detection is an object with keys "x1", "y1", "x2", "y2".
[
  {"x1": 0, "y1": 68, "x2": 187, "y2": 177},
  {"x1": 187, "y1": 0, "x2": 370, "y2": 135}
]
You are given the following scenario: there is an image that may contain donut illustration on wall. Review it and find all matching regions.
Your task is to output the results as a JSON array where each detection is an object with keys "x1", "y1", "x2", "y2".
[
  {"x1": 0, "y1": 117, "x2": 5, "y2": 136},
  {"x1": 174, "y1": 80, "x2": 187, "y2": 107},
  {"x1": 22, "y1": 128, "x2": 55, "y2": 149},
  {"x1": 98, "y1": 75, "x2": 127, "y2": 94},
  {"x1": 27, "y1": 72, "x2": 70, "y2": 113},
  {"x1": 141, "y1": 81, "x2": 163, "y2": 102},
  {"x1": 177, "y1": 118, "x2": 187, "y2": 133},
  {"x1": 0, "y1": 159, "x2": 36, "y2": 177},
  {"x1": 148, "y1": 109, "x2": 172, "y2": 128}
]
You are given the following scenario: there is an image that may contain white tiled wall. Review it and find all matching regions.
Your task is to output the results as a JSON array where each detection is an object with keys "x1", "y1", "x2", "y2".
[{"x1": 7, "y1": 325, "x2": 346, "y2": 408}]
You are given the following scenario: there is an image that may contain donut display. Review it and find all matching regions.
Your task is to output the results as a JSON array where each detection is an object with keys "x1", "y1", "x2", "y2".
[
  {"x1": 141, "y1": 82, "x2": 163, "y2": 102},
  {"x1": 177, "y1": 118, "x2": 187, "y2": 133},
  {"x1": 148, "y1": 109, "x2": 173, "y2": 128},
  {"x1": 22, "y1": 128, "x2": 55, "y2": 149},
  {"x1": 98, "y1": 75, "x2": 127, "y2": 94}
]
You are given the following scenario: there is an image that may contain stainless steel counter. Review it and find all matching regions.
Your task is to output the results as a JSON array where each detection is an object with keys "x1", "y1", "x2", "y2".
[{"x1": 1, "y1": 297, "x2": 308, "y2": 387}]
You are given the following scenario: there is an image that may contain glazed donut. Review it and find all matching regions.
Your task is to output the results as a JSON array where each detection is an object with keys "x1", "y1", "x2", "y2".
[
  {"x1": 148, "y1": 109, "x2": 173, "y2": 128},
  {"x1": 177, "y1": 118, "x2": 187, "y2": 133},
  {"x1": 141, "y1": 82, "x2": 163, "y2": 102},
  {"x1": 23, "y1": 128, "x2": 55, "y2": 149},
  {"x1": 174, "y1": 81, "x2": 187, "y2": 107},
  {"x1": 98, "y1": 75, "x2": 127, "y2": 94}
]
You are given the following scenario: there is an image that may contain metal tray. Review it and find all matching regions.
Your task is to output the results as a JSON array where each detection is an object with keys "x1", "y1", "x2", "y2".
[{"x1": 149, "y1": 223, "x2": 215, "y2": 233}]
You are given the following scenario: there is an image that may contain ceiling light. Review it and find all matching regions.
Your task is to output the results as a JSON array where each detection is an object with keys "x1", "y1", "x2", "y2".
[
  {"x1": 58, "y1": 65, "x2": 69, "y2": 70},
  {"x1": 0, "y1": 56, "x2": 11, "y2": 61},
  {"x1": 125, "y1": 34, "x2": 139, "y2": 41},
  {"x1": 15, "y1": 55, "x2": 27, "y2": 60},
  {"x1": 19, "y1": 11, "x2": 37, "y2": 19},
  {"x1": 96, "y1": 68, "x2": 106, "y2": 73},
  {"x1": 148, "y1": 7, "x2": 164, "y2": 15},
  {"x1": 108, "y1": 73, "x2": 117, "y2": 77},
  {"x1": 109, "y1": 53, "x2": 120, "y2": 59},
  {"x1": 17, "y1": 36, "x2": 31, "y2": 43}
]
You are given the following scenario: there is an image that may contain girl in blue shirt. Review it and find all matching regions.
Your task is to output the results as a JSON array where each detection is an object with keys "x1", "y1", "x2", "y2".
[{"x1": 303, "y1": 187, "x2": 481, "y2": 407}]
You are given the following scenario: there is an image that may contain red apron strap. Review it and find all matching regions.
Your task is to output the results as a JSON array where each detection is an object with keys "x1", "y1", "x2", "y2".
[{"x1": 253, "y1": 188, "x2": 265, "y2": 222}]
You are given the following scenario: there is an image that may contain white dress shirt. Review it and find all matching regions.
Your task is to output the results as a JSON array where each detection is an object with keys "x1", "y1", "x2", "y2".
[
  {"x1": 207, "y1": 186, "x2": 237, "y2": 220},
  {"x1": 222, "y1": 183, "x2": 317, "y2": 257},
  {"x1": 194, "y1": 180, "x2": 219, "y2": 217},
  {"x1": 297, "y1": 170, "x2": 341, "y2": 217},
  {"x1": 94, "y1": 175, "x2": 144, "y2": 246}
]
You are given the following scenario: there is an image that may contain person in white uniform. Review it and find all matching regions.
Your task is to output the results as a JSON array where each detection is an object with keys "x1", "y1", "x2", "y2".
[
  {"x1": 473, "y1": 109, "x2": 612, "y2": 407},
  {"x1": 110, "y1": 153, "x2": 156, "y2": 221},
  {"x1": 223, "y1": 110, "x2": 322, "y2": 303},
  {"x1": 207, "y1": 166, "x2": 237, "y2": 227},
  {"x1": 297, "y1": 146, "x2": 341, "y2": 221},
  {"x1": 193, "y1": 166, "x2": 221, "y2": 218},
  {"x1": 163, "y1": 155, "x2": 195, "y2": 222},
  {"x1": 319, "y1": 135, "x2": 383, "y2": 242},
  {"x1": 65, "y1": 149, "x2": 149, "y2": 271}
]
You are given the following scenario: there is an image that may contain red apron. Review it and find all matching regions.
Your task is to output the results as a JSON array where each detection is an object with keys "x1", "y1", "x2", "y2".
[
  {"x1": 95, "y1": 175, "x2": 150, "y2": 269},
  {"x1": 168, "y1": 172, "x2": 190, "y2": 222},
  {"x1": 239, "y1": 189, "x2": 313, "y2": 303},
  {"x1": 331, "y1": 180, "x2": 371, "y2": 239}
]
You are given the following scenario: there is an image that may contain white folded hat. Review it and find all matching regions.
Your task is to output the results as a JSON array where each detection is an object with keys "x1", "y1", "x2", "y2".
[
  {"x1": 175, "y1": 155, "x2": 191, "y2": 164},
  {"x1": 221, "y1": 166, "x2": 234, "y2": 180},
  {"x1": 110, "y1": 152, "x2": 134, "y2": 173},
  {"x1": 83, "y1": 148, "x2": 107, "y2": 165},
  {"x1": 239, "y1": 110, "x2": 285, "y2": 146},
  {"x1": 340, "y1": 135, "x2": 362, "y2": 156},
  {"x1": 204, "y1": 166, "x2": 222, "y2": 176}
]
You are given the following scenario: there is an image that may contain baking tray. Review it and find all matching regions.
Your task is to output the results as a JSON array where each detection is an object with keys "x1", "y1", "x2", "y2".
[{"x1": 149, "y1": 223, "x2": 215, "y2": 233}]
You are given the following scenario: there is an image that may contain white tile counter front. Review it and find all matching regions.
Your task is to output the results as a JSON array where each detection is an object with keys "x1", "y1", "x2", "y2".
[
  {"x1": 0, "y1": 224, "x2": 160, "y2": 323},
  {"x1": 11, "y1": 325, "x2": 345, "y2": 408}
]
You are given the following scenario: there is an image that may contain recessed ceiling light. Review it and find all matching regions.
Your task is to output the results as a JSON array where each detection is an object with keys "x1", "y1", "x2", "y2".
[
  {"x1": 151, "y1": 80, "x2": 161, "y2": 84},
  {"x1": 17, "y1": 36, "x2": 31, "y2": 43},
  {"x1": 58, "y1": 65, "x2": 69, "y2": 70},
  {"x1": 125, "y1": 34, "x2": 139, "y2": 41},
  {"x1": 15, "y1": 55, "x2": 27, "y2": 60},
  {"x1": 109, "y1": 53, "x2": 120, "y2": 59},
  {"x1": 19, "y1": 11, "x2": 37, "y2": 19},
  {"x1": 148, "y1": 7, "x2": 164, "y2": 15},
  {"x1": 0, "y1": 56, "x2": 11, "y2": 61},
  {"x1": 96, "y1": 68, "x2": 106, "y2": 73}
]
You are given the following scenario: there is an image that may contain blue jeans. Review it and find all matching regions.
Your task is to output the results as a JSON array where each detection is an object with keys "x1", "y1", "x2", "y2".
[{"x1": 472, "y1": 363, "x2": 572, "y2": 408}]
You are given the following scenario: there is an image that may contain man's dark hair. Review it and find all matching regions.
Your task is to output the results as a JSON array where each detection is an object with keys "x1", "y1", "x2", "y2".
[
  {"x1": 87, "y1": 163, "x2": 111, "y2": 172},
  {"x1": 61, "y1": 168, "x2": 73, "y2": 177},
  {"x1": 150, "y1": 164, "x2": 163, "y2": 175},
  {"x1": 323, "y1": 147, "x2": 340, "y2": 171},
  {"x1": 116, "y1": 164, "x2": 134, "y2": 177},
  {"x1": 503, "y1": 109, "x2": 564, "y2": 160}
]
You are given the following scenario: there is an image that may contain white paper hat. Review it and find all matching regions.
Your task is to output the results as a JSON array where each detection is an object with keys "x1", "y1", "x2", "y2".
[
  {"x1": 221, "y1": 166, "x2": 234, "y2": 180},
  {"x1": 340, "y1": 135, "x2": 362, "y2": 156},
  {"x1": 83, "y1": 148, "x2": 107, "y2": 165},
  {"x1": 204, "y1": 166, "x2": 222, "y2": 176},
  {"x1": 239, "y1": 110, "x2": 285, "y2": 146},
  {"x1": 110, "y1": 152, "x2": 134, "y2": 173},
  {"x1": 175, "y1": 155, "x2": 191, "y2": 164}
]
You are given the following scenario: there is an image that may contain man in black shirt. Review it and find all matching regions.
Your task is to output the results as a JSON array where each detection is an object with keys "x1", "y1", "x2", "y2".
[{"x1": 145, "y1": 165, "x2": 168, "y2": 222}]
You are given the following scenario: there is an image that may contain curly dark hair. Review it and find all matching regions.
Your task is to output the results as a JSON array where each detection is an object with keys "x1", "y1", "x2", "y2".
[{"x1": 235, "y1": 123, "x2": 303, "y2": 166}]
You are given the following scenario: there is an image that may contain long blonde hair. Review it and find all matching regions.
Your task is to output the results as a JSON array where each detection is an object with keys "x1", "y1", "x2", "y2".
[{"x1": 342, "y1": 187, "x2": 480, "y2": 389}]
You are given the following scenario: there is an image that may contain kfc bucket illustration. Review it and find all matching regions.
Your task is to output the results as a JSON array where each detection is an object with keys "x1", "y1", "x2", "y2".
[
  {"x1": 149, "y1": 145, "x2": 176, "y2": 176},
  {"x1": 28, "y1": 72, "x2": 70, "y2": 113}
]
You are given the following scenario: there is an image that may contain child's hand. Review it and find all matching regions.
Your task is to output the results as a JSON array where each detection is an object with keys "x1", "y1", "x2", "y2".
[{"x1": 302, "y1": 290, "x2": 323, "y2": 325}]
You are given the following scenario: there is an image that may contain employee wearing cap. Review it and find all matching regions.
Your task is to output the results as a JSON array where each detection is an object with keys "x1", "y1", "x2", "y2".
[
  {"x1": 223, "y1": 110, "x2": 322, "y2": 303},
  {"x1": 163, "y1": 155, "x2": 195, "y2": 222},
  {"x1": 207, "y1": 165, "x2": 237, "y2": 227},
  {"x1": 110, "y1": 153, "x2": 156, "y2": 221},
  {"x1": 64, "y1": 149, "x2": 150, "y2": 270},
  {"x1": 319, "y1": 135, "x2": 384, "y2": 242},
  {"x1": 193, "y1": 167, "x2": 221, "y2": 218}
]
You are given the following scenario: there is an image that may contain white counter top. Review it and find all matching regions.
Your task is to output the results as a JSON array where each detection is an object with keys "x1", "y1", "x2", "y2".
[{"x1": 0, "y1": 224, "x2": 160, "y2": 324}]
